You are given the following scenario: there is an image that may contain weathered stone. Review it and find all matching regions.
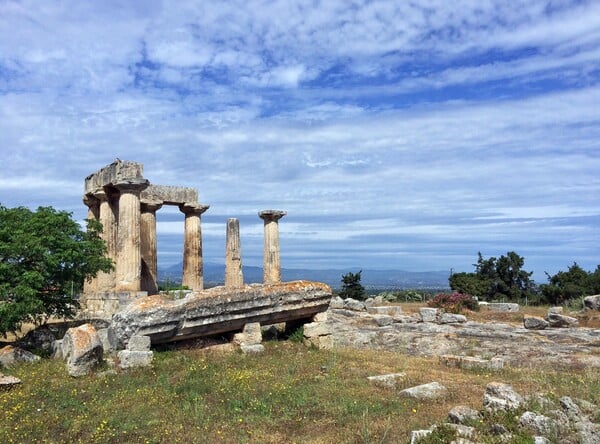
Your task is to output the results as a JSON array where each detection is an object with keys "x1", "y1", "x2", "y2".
[
  {"x1": 0, "y1": 345, "x2": 41, "y2": 367},
  {"x1": 111, "y1": 281, "x2": 332, "y2": 346},
  {"x1": 519, "y1": 411, "x2": 557, "y2": 437},
  {"x1": 534, "y1": 437, "x2": 551, "y2": 444},
  {"x1": 303, "y1": 321, "x2": 331, "y2": 338},
  {"x1": 373, "y1": 295, "x2": 384, "y2": 305},
  {"x1": 420, "y1": 307, "x2": 439, "y2": 322},
  {"x1": 448, "y1": 405, "x2": 481, "y2": 424},
  {"x1": 547, "y1": 312, "x2": 579, "y2": 328},
  {"x1": 225, "y1": 218, "x2": 244, "y2": 289},
  {"x1": 372, "y1": 314, "x2": 394, "y2": 326},
  {"x1": 487, "y1": 303, "x2": 519, "y2": 312},
  {"x1": 62, "y1": 323, "x2": 103, "y2": 377},
  {"x1": 97, "y1": 328, "x2": 118, "y2": 353},
  {"x1": 304, "y1": 334, "x2": 333, "y2": 350},
  {"x1": 15, "y1": 325, "x2": 57, "y2": 353},
  {"x1": 367, "y1": 306, "x2": 403, "y2": 316},
  {"x1": 233, "y1": 322, "x2": 263, "y2": 346},
  {"x1": 584, "y1": 294, "x2": 600, "y2": 311},
  {"x1": 330, "y1": 296, "x2": 344, "y2": 309},
  {"x1": 484, "y1": 382, "x2": 523, "y2": 412},
  {"x1": 410, "y1": 430, "x2": 432, "y2": 443},
  {"x1": 0, "y1": 373, "x2": 21, "y2": 390},
  {"x1": 127, "y1": 334, "x2": 151, "y2": 351},
  {"x1": 440, "y1": 355, "x2": 504, "y2": 371},
  {"x1": 117, "y1": 350, "x2": 153, "y2": 369},
  {"x1": 439, "y1": 313, "x2": 467, "y2": 324},
  {"x1": 344, "y1": 298, "x2": 366, "y2": 311},
  {"x1": 400, "y1": 382, "x2": 448, "y2": 399},
  {"x1": 548, "y1": 306, "x2": 563, "y2": 314},
  {"x1": 180, "y1": 203, "x2": 209, "y2": 291},
  {"x1": 524, "y1": 316, "x2": 549, "y2": 330},
  {"x1": 51, "y1": 340, "x2": 64, "y2": 359},
  {"x1": 366, "y1": 372, "x2": 406, "y2": 388},
  {"x1": 240, "y1": 344, "x2": 264, "y2": 354}
]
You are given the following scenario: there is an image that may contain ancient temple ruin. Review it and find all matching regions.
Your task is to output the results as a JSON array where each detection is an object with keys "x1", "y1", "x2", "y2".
[{"x1": 80, "y1": 161, "x2": 332, "y2": 346}]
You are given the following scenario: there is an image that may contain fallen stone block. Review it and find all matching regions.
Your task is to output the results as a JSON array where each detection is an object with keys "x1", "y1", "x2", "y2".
[
  {"x1": 487, "y1": 303, "x2": 519, "y2": 312},
  {"x1": 0, "y1": 345, "x2": 41, "y2": 367},
  {"x1": 344, "y1": 298, "x2": 366, "y2": 311},
  {"x1": 97, "y1": 327, "x2": 118, "y2": 353},
  {"x1": 448, "y1": 405, "x2": 481, "y2": 424},
  {"x1": 366, "y1": 372, "x2": 406, "y2": 388},
  {"x1": 520, "y1": 411, "x2": 558, "y2": 437},
  {"x1": 329, "y1": 296, "x2": 344, "y2": 309},
  {"x1": 303, "y1": 321, "x2": 331, "y2": 338},
  {"x1": 484, "y1": 382, "x2": 523, "y2": 412},
  {"x1": 118, "y1": 350, "x2": 153, "y2": 369},
  {"x1": 420, "y1": 307, "x2": 439, "y2": 323},
  {"x1": 62, "y1": 323, "x2": 103, "y2": 377},
  {"x1": 439, "y1": 355, "x2": 504, "y2": 371},
  {"x1": 524, "y1": 316, "x2": 549, "y2": 330},
  {"x1": 127, "y1": 335, "x2": 151, "y2": 351},
  {"x1": 372, "y1": 314, "x2": 394, "y2": 326},
  {"x1": 547, "y1": 313, "x2": 578, "y2": 328},
  {"x1": 233, "y1": 322, "x2": 263, "y2": 346},
  {"x1": 240, "y1": 344, "x2": 264, "y2": 354},
  {"x1": 410, "y1": 429, "x2": 432, "y2": 443},
  {"x1": 400, "y1": 382, "x2": 448, "y2": 400},
  {"x1": 439, "y1": 313, "x2": 467, "y2": 324},
  {"x1": 304, "y1": 334, "x2": 333, "y2": 350},
  {"x1": 367, "y1": 306, "x2": 403, "y2": 316}
]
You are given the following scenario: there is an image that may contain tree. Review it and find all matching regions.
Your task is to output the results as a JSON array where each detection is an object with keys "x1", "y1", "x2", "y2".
[
  {"x1": 339, "y1": 270, "x2": 366, "y2": 300},
  {"x1": 0, "y1": 205, "x2": 113, "y2": 335},
  {"x1": 540, "y1": 262, "x2": 600, "y2": 305},
  {"x1": 449, "y1": 251, "x2": 536, "y2": 303}
]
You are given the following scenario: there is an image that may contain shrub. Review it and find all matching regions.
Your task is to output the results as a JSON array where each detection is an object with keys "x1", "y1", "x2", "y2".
[{"x1": 427, "y1": 292, "x2": 479, "y2": 314}]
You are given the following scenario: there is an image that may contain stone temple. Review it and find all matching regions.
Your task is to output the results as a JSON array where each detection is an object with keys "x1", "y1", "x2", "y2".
[{"x1": 79, "y1": 161, "x2": 332, "y2": 347}]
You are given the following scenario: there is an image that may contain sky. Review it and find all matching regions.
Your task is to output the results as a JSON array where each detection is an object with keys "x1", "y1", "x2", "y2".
[{"x1": 1, "y1": 0, "x2": 599, "y2": 283}]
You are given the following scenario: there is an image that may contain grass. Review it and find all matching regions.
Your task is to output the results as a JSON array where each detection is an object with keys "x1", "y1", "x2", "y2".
[{"x1": 2, "y1": 339, "x2": 599, "y2": 443}]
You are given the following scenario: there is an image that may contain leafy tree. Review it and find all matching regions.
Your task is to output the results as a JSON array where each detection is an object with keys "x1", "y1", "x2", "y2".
[
  {"x1": 450, "y1": 251, "x2": 536, "y2": 303},
  {"x1": 339, "y1": 270, "x2": 366, "y2": 300},
  {"x1": 540, "y1": 262, "x2": 600, "y2": 305},
  {"x1": 0, "y1": 205, "x2": 113, "y2": 335}
]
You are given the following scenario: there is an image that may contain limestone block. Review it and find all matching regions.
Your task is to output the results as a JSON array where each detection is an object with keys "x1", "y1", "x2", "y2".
[
  {"x1": 329, "y1": 296, "x2": 344, "y2": 309},
  {"x1": 372, "y1": 314, "x2": 393, "y2": 327},
  {"x1": 420, "y1": 307, "x2": 438, "y2": 323},
  {"x1": 367, "y1": 306, "x2": 403, "y2": 316},
  {"x1": 240, "y1": 344, "x2": 264, "y2": 354},
  {"x1": 118, "y1": 350, "x2": 153, "y2": 369},
  {"x1": 97, "y1": 328, "x2": 118, "y2": 353},
  {"x1": 547, "y1": 313, "x2": 578, "y2": 328},
  {"x1": 304, "y1": 335, "x2": 333, "y2": 350},
  {"x1": 439, "y1": 355, "x2": 504, "y2": 371},
  {"x1": 0, "y1": 345, "x2": 41, "y2": 367},
  {"x1": 400, "y1": 382, "x2": 448, "y2": 400},
  {"x1": 127, "y1": 334, "x2": 151, "y2": 351},
  {"x1": 524, "y1": 316, "x2": 549, "y2": 330},
  {"x1": 487, "y1": 303, "x2": 519, "y2": 312},
  {"x1": 520, "y1": 411, "x2": 557, "y2": 437},
  {"x1": 0, "y1": 373, "x2": 21, "y2": 390},
  {"x1": 583, "y1": 294, "x2": 600, "y2": 311},
  {"x1": 483, "y1": 382, "x2": 523, "y2": 412},
  {"x1": 448, "y1": 405, "x2": 481, "y2": 424},
  {"x1": 439, "y1": 313, "x2": 467, "y2": 324},
  {"x1": 303, "y1": 322, "x2": 331, "y2": 338},
  {"x1": 233, "y1": 322, "x2": 262, "y2": 346},
  {"x1": 367, "y1": 372, "x2": 406, "y2": 388},
  {"x1": 363, "y1": 297, "x2": 374, "y2": 308},
  {"x1": 62, "y1": 323, "x2": 103, "y2": 377},
  {"x1": 344, "y1": 298, "x2": 366, "y2": 311},
  {"x1": 312, "y1": 312, "x2": 328, "y2": 322}
]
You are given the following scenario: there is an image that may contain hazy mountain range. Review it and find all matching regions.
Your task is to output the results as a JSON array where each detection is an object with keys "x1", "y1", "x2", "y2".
[{"x1": 159, "y1": 262, "x2": 450, "y2": 290}]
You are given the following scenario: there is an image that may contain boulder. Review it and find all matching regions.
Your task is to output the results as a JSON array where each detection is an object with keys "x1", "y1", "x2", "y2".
[
  {"x1": 448, "y1": 405, "x2": 481, "y2": 424},
  {"x1": 483, "y1": 382, "x2": 523, "y2": 412},
  {"x1": 400, "y1": 382, "x2": 448, "y2": 400},
  {"x1": 524, "y1": 316, "x2": 549, "y2": 330},
  {"x1": 366, "y1": 372, "x2": 406, "y2": 388},
  {"x1": 547, "y1": 313, "x2": 578, "y2": 328},
  {"x1": 519, "y1": 411, "x2": 557, "y2": 437},
  {"x1": 0, "y1": 345, "x2": 41, "y2": 367},
  {"x1": 583, "y1": 294, "x2": 600, "y2": 311},
  {"x1": 62, "y1": 323, "x2": 103, "y2": 377}
]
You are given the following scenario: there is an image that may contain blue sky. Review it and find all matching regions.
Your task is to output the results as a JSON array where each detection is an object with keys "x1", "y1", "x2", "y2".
[{"x1": 1, "y1": 0, "x2": 599, "y2": 282}]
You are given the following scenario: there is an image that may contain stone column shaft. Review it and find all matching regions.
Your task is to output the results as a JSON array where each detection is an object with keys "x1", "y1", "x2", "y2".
[
  {"x1": 115, "y1": 180, "x2": 148, "y2": 292},
  {"x1": 95, "y1": 189, "x2": 118, "y2": 291},
  {"x1": 225, "y1": 218, "x2": 244, "y2": 289},
  {"x1": 141, "y1": 200, "x2": 163, "y2": 295},
  {"x1": 259, "y1": 210, "x2": 286, "y2": 285},
  {"x1": 82, "y1": 195, "x2": 100, "y2": 293},
  {"x1": 180, "y1": 203, "x2": 209, "y2": 291}
]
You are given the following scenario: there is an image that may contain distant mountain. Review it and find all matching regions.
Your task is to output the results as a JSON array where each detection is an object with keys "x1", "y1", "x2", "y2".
[{"x1": 158, "y1": 262, "x2": 450, "y2": 290}]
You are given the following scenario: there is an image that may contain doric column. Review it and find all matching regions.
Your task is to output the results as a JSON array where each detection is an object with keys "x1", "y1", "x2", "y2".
[
  {"x1": 141, "y1": 199, "x2": 163, "y2": 295},
  {"x1": 225, "y1": 218, "x2": 244, "y2": 289},
  {"x1": 179, "y1": 202, "x2": 209, "y2": 291},
  {"x1": 114, "y1": 179, "x2": 149, "y2": 292},
  {"x1": 82, "y1": 194, "x2": 100, "y2": 293},
  {"x1": 94, "y1": 188, "x2": 118, "y2": 291},
  {"x1": 259, "y1": 210, "x2": 287, "y2": 284}
]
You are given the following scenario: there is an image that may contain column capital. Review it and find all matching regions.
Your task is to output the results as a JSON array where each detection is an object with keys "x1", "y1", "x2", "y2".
[
  {"x1": 179, "y1": 202, "x2": 209, "y2": 216},
  {"x1": 259, "y1": 210, "x2": 287, "y2": 222},
  {"x1": 82, "y1": 193, "x2": 100, "y2": 208},
  {"x1": 113, "y1": 179, "x2": 149, "y2": 194},
  {"x1": 141, "y1": 199, "x2": 163, "y2": 213}
]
